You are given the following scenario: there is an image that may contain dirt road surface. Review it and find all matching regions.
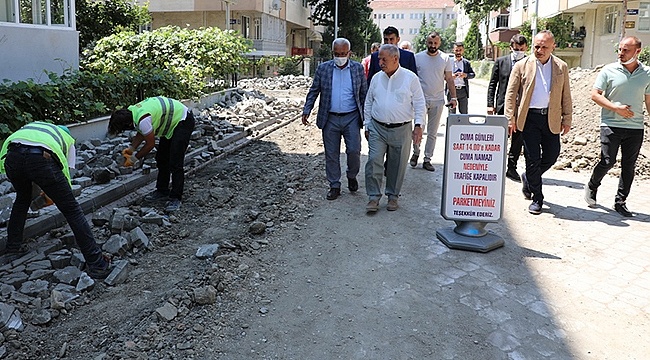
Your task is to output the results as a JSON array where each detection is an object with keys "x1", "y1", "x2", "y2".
[{"x1": 5, "y1": 82, "x2": 650, "y2": 360}]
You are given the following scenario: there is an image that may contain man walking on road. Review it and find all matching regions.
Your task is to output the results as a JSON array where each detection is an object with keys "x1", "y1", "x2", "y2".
[
  {"x1": 410, "y1": 32, "x2": 457, "y2": 172},
  {"x1": 584, "y1": 36, "x2": 650, "y2": 217},
  {"x1": 0, "y1": 122, "x2": 112, "y2": 278},
  {"x1": 448, "y1": 42, "x2": 475, "y2": 115},
  {"x1": 488, "y1": 34, "x2": 528, "y2": 182},
  {"x1": 505, "y1": 30, "x2": 572, "y2": 215},
  {"x1": 364, "y1": 44, "x2": 426, "y2": 212},
  {"x1": 302, "y1": 38, "x2": 367, "y2": 201}
]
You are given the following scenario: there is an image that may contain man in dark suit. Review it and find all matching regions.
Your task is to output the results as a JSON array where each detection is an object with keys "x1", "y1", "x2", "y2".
[
  {"x1": 447, "y1": 42, "x2": 475, "y2": 114},
  {"x1": 367, "y1": 26, "x2": 417, "y2": 84},
  {"x1": 302, "y1": 38, "x2": 368, "y2": 200},
  {"x1": 488, "y1": 34, "x2": 528, "y2": 182}
]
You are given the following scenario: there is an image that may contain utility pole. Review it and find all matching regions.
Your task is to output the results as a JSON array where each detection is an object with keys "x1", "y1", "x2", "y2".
[
  {"x1": 334, "y1": 0, "x2": 339, "y2": 38},
  {"x1": 531, "y1": 0, "x2": 539, "y2": 39}
]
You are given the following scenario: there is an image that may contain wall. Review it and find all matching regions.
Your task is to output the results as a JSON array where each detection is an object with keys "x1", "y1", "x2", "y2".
[{"x1": 0, "y1": 24, "x2": 79, "y2": 84}]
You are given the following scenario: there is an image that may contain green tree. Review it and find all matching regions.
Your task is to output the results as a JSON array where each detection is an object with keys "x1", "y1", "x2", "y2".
[
  {"x1": 455, "y1": 0, "x2": 510, "y2": 51},
  {"x1": 76, "y1": 0, "x2": 151, "y2": 52},
  {"x1": 414, "y1": 19, "x2": 457, "y2": 53},
  {"x1": 464, "y1": 20, "x2": 483, "y2": 60},
  {"x1": 520, "y1": 15, "x2": 574, "y2": 48},
  {"x1": 308, "y1": 0, "x2": 380, "y2": 57}
]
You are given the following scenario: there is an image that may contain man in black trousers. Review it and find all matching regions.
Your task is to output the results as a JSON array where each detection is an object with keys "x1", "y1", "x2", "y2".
[{"x1": 487, "y1": 34, "x2": 528, "y2": 182}]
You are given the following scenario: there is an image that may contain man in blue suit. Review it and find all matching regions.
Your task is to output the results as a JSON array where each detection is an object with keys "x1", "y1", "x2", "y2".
[
  {"x1": 302, "y1": 38, "x2": 368, "y2": 200},
  {"x1": 367, "y1": 26, "x2": 417, "y2": 84}
]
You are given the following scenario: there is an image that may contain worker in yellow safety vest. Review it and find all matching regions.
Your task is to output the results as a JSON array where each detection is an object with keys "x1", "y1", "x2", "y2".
[{"x1": 0, "y1": 122, "x2": 112, "y2": 278}]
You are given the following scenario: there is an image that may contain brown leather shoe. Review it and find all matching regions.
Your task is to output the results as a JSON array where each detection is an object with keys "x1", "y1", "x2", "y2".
[
  {"x1": 366, "y1": 199, "x2": 379, "y2": 212},
  {"x1": 387, "y1": 199, "x2": 399, "y2": 211}
]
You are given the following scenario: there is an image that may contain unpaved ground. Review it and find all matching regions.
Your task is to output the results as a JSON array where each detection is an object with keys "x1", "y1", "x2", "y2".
[
  {"x1": 6, "y1": 118, "x2": 328, "y2": 359},
  {"x1": 4, "y1": 69, "x2": 650, "y2": 359}
]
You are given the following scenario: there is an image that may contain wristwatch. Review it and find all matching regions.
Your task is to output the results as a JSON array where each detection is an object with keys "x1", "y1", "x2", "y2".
[
  {"x1": 450, "y1": 98, "x2": 457, "y2": 101},
  {"x1": 414, "y1": 124, "x2": 421, "y2": 128}
]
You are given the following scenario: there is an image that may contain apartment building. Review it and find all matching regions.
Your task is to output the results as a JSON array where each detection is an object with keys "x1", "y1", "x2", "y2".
[
  {"x1": 369, "y1": 0, "x2": 456, "y2": 51},
  {"x1": 463, "y1": 0, "x2": 650, "y2": 68},
  {"x1": 0, "y1": 0, "x2": 79, "y2": 83},
  {"x1": 140, "y1": 0, "x2": 321, "y2": 57}
]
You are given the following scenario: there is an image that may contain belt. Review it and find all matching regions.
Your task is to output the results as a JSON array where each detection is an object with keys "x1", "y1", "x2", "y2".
[
  {"x1": 329, "y1": 111, "x2": 355, "y2": 117},
  {"x1": 8, "y1": 143, "x2": 53, "y2": 157},
  {"x1": 455, "y1": 86, "x2": 464, "y2": 89},
  {"x1": 373, "y1": 119, "x2": 410, "y2": 128},
  {"x1": 528, "y1": 108, "x2": 548, "y2": 115}
]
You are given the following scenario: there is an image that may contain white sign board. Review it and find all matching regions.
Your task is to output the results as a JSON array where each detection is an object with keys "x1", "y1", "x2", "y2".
[{"x1": 441, "y1": 115, "x2": 508, "y2": 222}]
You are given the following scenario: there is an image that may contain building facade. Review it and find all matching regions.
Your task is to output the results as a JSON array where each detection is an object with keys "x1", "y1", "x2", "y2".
[
  {"x1": 0, "y1": 0, "x2": 79, "y2": 83},
  {"x1": 458, "y1": 0, "x2": 650, "y2": 68},
  {"x1": 139, "y1": 0, "x2": 321, "y2": 58},
  {"x1": 369, "y1": 0, "x2": 456, "y2": 52}
]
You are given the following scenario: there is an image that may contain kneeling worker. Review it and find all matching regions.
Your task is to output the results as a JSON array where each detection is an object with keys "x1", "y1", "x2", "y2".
[
  {"x1": 0, "y1": 122, "x2": 112, "y2": 279},
  {"x1": 108, "y1": 96, "x2": 195, "y2": 212}
]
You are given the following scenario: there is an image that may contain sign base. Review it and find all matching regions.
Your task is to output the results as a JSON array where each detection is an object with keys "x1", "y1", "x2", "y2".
[{"x1": 436, "y1": 227, "x2": 504, "y2": 253}]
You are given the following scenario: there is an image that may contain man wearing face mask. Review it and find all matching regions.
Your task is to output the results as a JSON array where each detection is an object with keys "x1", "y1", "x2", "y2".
[
  {"x1": 488, "y1": 34, "x2": 528, "y2": 182},
  {"x1": 410, "y1": 31, "x2": 457, "y2": 172},
  {"x1": 584, "y1": 36, "x2": 650, "y2": 217},
  {"x1": 302, "y1": 38, "x2": 367, "y2": 200}
]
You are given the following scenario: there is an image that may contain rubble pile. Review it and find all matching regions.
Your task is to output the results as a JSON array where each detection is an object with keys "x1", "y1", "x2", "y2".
[
  {"x1": 238, "y1": 75, "x2": 312, "y2": 91},
  {"x1": 552, "y1": 67, "x2": 650, "y2": 179},
  {"x1": 0, "y1": 80, "x2": 307, "y2": 334}
]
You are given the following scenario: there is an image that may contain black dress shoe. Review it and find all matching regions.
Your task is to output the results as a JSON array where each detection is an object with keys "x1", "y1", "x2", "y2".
[
  {"x1": 614, "y1": 202, "x2": 633, "y2": 217},
  {"x1": 520, "y1": 172, "x2": 532, "y2": 200},
  {"x1": 347, "y1": 177, "x2": 359, "y2": 192},
  {"x1": 505, "y1": 168, "x2": 521, "y2": 182},
  {"x1": 326, "y1": 188, "x2": 340, "y2": 200}
]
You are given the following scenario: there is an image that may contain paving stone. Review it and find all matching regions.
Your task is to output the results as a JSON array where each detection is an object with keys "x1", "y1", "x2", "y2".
[
  {"x1": 130, "y1": 227, "x2": 150, "y2": 250},
  {"x1": 196, "y1": 244, "x2": 220, "y2": 259},
  {"x1": 53, "y1": 266, "x2": 82, "y2": 285},
  {"x1": 103, "y1": 235, "x2": 129, "y2": 256},
  {"x1": 155, "y1": 302, "x2": 178, "y2": 322},
  {"x1": 19, "y1": 280, "x2": 49, "y2": 297},
  {"x1": 104, "y1": 260, "x2": 129, "y2": 286}
]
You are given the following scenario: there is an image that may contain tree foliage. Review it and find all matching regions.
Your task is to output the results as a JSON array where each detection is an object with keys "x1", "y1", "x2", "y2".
[
  {"x1": 413, "y1": 19, "x2": 457, "y2": 53},
  {"x1": 455, "y1": 0, "x2": 511, "y2": 21},
  {"x1": 464, "y1": 20, "x2": 483, "y2": 60},
  {"x1": 520, "y1": 15, "x2": 574, "y2": 49},
  {"x1": 307, "y1": 0, "x2": 380, "y2": 57},
  {"x1": 76, "y1": 0, "x2": 151, "y2": 52},
  {"x1": 81, "y1": 26, "x2": 253, "y2": 95}
]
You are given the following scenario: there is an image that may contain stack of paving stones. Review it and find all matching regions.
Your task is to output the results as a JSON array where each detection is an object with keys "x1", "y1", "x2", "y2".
[
  {"x1": 0, "y1": 82, "x2": 306, "y2": 331},
  {"x1": 237, "y1": 74, "x2": 312, "y2": 91}
]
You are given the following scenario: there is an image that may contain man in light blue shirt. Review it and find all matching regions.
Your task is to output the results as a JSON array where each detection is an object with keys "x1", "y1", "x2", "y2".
[
  {"x1": 585, "y1": 36, "x2": 650, "y2": 217},
  {"x1": 303, "y1": 38, "x2": 367, "y2": 201}
]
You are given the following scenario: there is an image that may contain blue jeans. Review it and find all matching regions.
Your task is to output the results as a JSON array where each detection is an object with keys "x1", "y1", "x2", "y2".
[
  {"x1": 522, "y1": 112, "x2": 560, "y2": 203},
  {"x1": 588, "y1": 126, "x2": 644, "y2": 203},
  {"x1": 156, "y1": 112, "x2": 195, "y2": 200},
  {"x1": 322, "y1": 112, "x2": 361, "y2": 188},
  {"x1": 4, "y1": 148, "x2": 103, "y2": 264}
]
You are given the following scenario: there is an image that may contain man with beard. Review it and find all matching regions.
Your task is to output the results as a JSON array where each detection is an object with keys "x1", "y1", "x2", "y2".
[
  {"x1": 367, "y1": 26, "x2": 418, "y2": 84},
  {"x1": 584, "y1": 36, "x2": 650, "y2": 217},
  {"x1": 447, "y1": 42, "x2": 475, "y2": 115},
  {"x1": 410, "y1": 31, "x2": 457, "y2": 172}
]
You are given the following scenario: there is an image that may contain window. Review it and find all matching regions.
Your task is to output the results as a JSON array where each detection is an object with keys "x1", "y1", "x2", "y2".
[
  {"x1": 1, "y1": 0, "x2": 73, "y2": 26},
  {"x1": 254, "y1": 18, "x2": 262, "y2": 39},
  {"x1": 495, "y1": 14, "x2": 509, "y2": 28},
  {"x1": 241, "y1": 15, "x2": 250, "y2": 38},
  {"x1": 302, "y1": 0, "x2": 308, "y2": 7},
  {"x1": 604, "y1": 5, "x2": 618, "y2": 34},
  {"x1": 640, "y1": 2, "x2": 650, "y2": 31}
]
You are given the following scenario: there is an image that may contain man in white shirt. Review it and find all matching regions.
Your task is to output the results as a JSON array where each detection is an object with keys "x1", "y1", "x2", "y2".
[
  {"x1": 448, "y1": 42, "x2": 475, "y2": 115},
  {"x1": 364, "y1": 44, "x2": 426, "y2": 212},
  {"x1": 410, "y1": 32, "x2": 457, "y2": 172}
]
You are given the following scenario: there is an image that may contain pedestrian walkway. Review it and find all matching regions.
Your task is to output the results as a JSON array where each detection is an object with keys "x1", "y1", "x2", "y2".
[{"x1": 266, "y1": 80, "x2": 650, "y2": 359}]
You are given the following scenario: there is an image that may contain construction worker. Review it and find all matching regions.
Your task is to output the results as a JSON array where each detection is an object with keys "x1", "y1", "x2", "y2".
[
  {"x1": 0, "y1": 122, "x2": 112, "y2": 279},
  {"x1": 108, "y1": 96, "x2": 195, "y2": 212}
]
